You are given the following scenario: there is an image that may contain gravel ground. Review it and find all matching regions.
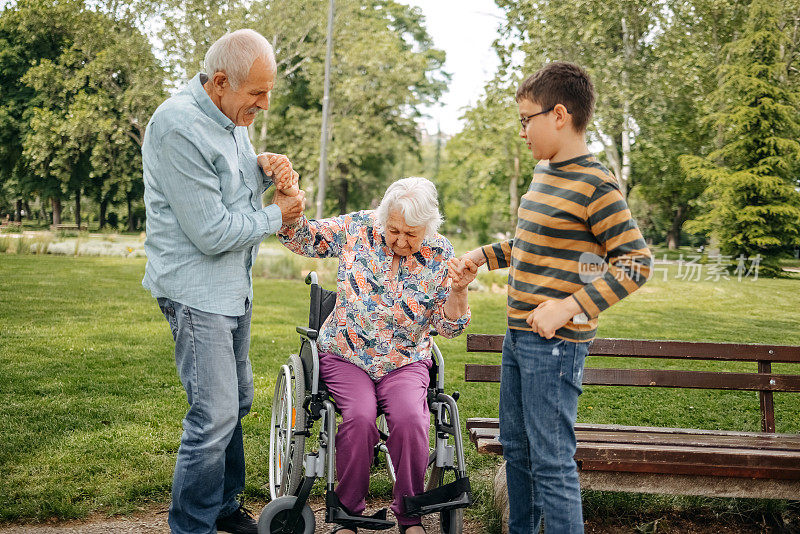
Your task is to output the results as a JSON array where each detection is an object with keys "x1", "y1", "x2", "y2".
[
  {"x1": 1, "y1": 501, "x2": 796, "y2": 533},
  {"x1": 0, "y1": 499, "x2": 480, "y2": 534}
]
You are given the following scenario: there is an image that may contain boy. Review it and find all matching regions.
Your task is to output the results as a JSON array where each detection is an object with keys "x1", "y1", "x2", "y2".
[{"x1": 461, "y1": 62, "x2": 652, "y2": 533}]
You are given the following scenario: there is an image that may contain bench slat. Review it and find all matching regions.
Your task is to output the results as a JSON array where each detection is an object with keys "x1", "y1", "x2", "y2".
[
  {"x1": 579, "y1": 460, "x2": 800, "y2": 480},
  {"x1": 466, "y1": 334, "x2": 800, "y2": 363},
  {"x1": 464, "y1": 364, "x2": 800, "y2": 392},
  {"x1": 468, "y1": 426, "x2": 800, "y2": 451},
  {"x1": 468, "y1": 429, "x2": 800, "y2": 479}
]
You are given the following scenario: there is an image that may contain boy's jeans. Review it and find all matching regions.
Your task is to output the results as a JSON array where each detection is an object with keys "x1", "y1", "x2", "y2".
[
  {"x1": 157, "y1": 297, "x2": 254, "y2": 534},
  {"x1": 499, "y1": 328, "x2": 589, "y2": 534}
]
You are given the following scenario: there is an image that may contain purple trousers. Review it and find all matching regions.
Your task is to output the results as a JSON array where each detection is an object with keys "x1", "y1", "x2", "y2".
[{"x1": 319, "y1": 352, "x2": 432, "y2": 526}]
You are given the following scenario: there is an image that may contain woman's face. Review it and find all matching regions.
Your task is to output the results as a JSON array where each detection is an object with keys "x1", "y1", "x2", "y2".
[{"x1": 385, "y1": 210, "x2": 426, "y2": 256}]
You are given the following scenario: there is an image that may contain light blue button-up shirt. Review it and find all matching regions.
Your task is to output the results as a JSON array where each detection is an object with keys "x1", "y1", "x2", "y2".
[{"x1": 142, "y1": 73, "x2": 282, "y2": 316}]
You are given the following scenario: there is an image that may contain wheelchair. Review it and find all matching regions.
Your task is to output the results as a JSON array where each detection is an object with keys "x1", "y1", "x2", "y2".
[{"x1": 258, "y1": 272, "x2": 472, "y2": 534}]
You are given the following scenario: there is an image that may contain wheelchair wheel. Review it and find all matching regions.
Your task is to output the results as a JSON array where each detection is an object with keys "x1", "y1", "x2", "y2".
[
  {"x1": 425, "y1": 465, "x2": 464, "y2": 534},
  {"x1": 257, "y1": 496, "x2": 315, "y2": 534},
  {"x1": 268, "y1": 354, "x2": 307, "y2": 500}
]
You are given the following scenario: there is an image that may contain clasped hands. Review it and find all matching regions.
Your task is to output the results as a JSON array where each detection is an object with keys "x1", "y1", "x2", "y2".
[
  {"x1": 446, "y1": 257, "x2": 479, "y2": 292},
  {"x1": 257, "y1": 152, "x2": 306, "y2": 224}
]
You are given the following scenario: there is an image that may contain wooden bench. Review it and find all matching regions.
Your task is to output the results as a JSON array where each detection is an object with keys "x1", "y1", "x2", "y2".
[
  {"x1": 50, "y1": 224, "x2": 87, "y2": 231},
  {"x1": 465, "y1": 334, "x2": 800, "y2": 499}
]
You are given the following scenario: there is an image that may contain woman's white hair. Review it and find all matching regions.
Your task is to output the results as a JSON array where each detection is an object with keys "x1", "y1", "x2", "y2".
[
  {"x1": 204, "y1": 29, "x2": 275, "y2": 91},
  {"x1": 376, "y1": 177, "x2": 443, "y2": 237}
]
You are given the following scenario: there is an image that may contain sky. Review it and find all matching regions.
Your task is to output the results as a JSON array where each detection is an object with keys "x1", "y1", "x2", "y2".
[{"x1": 399, "y1": 0, "x2": 506, "y2": 136}]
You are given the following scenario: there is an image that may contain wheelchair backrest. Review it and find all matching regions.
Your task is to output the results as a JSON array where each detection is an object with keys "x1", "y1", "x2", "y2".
[{"x1": 308, "y1": 281, "x2": 337, "y2": 332}]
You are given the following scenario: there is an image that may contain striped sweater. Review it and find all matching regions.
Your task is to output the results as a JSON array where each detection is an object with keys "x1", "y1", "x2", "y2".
[{"x1": 481, "y1": 154, "x2": 652, "y2": 342}]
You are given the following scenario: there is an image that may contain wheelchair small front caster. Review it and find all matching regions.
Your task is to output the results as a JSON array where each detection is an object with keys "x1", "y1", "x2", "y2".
[{"x1": 257, "y1": 496, "x2": 315, "y2": 534}]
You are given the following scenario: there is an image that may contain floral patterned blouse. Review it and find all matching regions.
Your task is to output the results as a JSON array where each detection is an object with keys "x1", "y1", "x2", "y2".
[{"x1": 278, "y1": 210, "x2": 470, "y2": 380}]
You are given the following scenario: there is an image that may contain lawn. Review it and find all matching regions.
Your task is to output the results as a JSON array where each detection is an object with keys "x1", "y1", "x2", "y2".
[{"x1": 0, "y1": 252, "x2": 799, "y2": 525}]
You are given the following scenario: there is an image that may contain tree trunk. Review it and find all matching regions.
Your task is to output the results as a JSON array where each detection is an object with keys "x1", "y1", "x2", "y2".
[
  {"x1": 127, "y1": 196, "x2": 135, "y2": 232},
  {"x1": 337, "y1": 177, "x2": 348, "y2": 215},
  {"x1": 24, "y1": 200, "x2": 32, "y2": 220},
  {"x1": 619, "y1": 16, "x2": 633, "y2": 198},
  {"x1": 52, "y1": 198, "x2": 62, "y2": 225},
  {"x1": 14, "y1": 199, "x2": 22, "y2": 223},
  {"x1": 666, "y1": 205, "x2": 686, "y2": 250},
  {"x1": 99, "y1": 198, "x2": 108, "y2": 229},
  {"x1": 74, "y1": 189, "x2": 82, "y2": 229},
  {"x1": 259, "y1": 114, "x2": 269, "y2": 152}
]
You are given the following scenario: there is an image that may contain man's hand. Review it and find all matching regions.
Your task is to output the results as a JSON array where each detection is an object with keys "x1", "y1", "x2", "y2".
[
  {"x1": 447, "y1": 257, "x2": 478, "y2": 292},
  {"x1": 258, "y1": 152, "x2": 299, "y2": 195},
  {"x1": 273, "y1": 188, "x2": 306, "y2": 225},
  {"x1": 526, "y1": 297, "x2": 583, "y2": 339}
]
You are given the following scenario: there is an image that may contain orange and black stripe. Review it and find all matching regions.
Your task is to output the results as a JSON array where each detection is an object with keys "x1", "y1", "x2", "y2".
[{"x1": 481, "y1": 154, "x2": 652, "y2": 342}]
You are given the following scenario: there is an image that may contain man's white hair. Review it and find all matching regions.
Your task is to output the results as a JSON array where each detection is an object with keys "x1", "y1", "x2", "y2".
[
  {"x1": 204, "y1": 29, "x2": 276, "y2": 91},
  {"x1": 376, "y1": 177, "x2": 443, "y2": 237}
]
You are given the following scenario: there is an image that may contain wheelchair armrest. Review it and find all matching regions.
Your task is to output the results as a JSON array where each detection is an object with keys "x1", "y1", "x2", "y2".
[{"x1": 296, "y1": 326, "x2": 318, "y2": 340}]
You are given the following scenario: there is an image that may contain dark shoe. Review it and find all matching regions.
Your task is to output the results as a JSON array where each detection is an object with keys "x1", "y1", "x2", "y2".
[{"x1": 216, "y1": 504, "x2": 258, "y2": 534}]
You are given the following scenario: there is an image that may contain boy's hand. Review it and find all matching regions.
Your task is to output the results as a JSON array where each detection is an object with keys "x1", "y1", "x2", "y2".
[
  {"x1": 526, "y1": 297, "x2": 582, "y2": 339},
  {"x1": 447, "y1": 257, "x2": 478, "y2": 292},
  {"x1": 258, "y1": 152, "x2": 299, "y2": 195},
  {"x1": 459, "y1": 248, "x2": 486, "y2": 268}
]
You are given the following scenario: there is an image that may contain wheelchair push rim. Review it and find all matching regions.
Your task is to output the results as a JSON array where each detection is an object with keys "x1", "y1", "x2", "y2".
[{"x1": 268, "y1": 354, "x2": 306, "y2": 500}]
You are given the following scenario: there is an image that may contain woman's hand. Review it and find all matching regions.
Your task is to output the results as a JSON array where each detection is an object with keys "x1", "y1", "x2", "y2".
[
  {"x1": 447, "y1": 257, "x2": 478, "y2": 292},
  {"x1": 258, "y1": 152, "x2": 299, "y2": 195}
]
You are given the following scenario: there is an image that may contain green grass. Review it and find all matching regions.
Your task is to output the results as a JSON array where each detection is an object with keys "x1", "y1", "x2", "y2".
[{"x1": 0, "y1": 255, "x2": 799, "y2": 525}]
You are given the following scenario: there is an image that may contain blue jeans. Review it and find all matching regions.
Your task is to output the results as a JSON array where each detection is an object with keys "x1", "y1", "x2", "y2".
[
  {"x1": 157, "y1": 298, "x2": 254, "y2": 534},
  {"x1": 499, "y1": 328, "x2": 589, "y2": 534}
]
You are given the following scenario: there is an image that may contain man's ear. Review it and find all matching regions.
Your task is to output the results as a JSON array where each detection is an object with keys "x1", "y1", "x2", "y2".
[
  {"x1": 209, "y1": 72, "x2": 229, "y2": 95},
  {"x1": 553, "y1": 103, "x2": 571, "y2": 130}
]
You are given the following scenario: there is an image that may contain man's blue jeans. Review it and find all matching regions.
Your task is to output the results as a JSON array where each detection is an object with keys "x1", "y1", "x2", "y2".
[
  {"x1": 499, "y1": 328, "x2": 590, "y2": 534},
  {"x1": 157, "y1": 298, "x2": 254, "y2": 534}
]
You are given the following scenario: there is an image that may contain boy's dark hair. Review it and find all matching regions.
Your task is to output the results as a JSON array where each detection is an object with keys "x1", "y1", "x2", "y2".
[{"x1": 516, "y1": 62, "x2": 595, "y2": 132}]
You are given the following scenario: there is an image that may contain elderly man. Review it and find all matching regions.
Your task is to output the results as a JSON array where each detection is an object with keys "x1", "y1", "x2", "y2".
[{"x1": 142, "y1": 29, "x2": 305, "y2": 534}]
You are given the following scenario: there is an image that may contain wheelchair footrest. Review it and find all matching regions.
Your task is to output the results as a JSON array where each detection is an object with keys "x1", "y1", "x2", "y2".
[
  {"x1": 326, "y1": 491, "x2": 395, "y2": 530},
  {"x1": 403, "y1": 476, "x2": 473, "y2": 518}
]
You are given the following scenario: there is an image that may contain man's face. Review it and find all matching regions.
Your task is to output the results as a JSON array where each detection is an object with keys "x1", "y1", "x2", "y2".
[
  {"x1": 385, "y1": 210, "x2": 426, "y2": 257},
  {"x1": 518, "y1": 97, "x2": 556, "y2": 161},
  {"x1": 218, "y1": 56, "x2": 276, "y2": 126}
]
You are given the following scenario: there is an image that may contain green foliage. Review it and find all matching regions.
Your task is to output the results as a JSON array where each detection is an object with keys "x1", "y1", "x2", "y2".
[
  {"x1": 438, "y1": 81, "x2": 533, "y2": 240},
  {"x1": 153, "y1": 0, "x2": 447, "y2": 216},
  {"x1": 681, "y1": 0, "x2": 800, "y2": 276},
  {"x1": 0, "y1": 0, "x2": 166, "y2": 228}
]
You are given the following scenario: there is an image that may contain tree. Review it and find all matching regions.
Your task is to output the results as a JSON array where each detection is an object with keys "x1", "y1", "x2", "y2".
[
  {"x1": 681, "y1": 0, "x2": 800, "y2": 276},
  {"x1": 496, "y1": 0, "x2": 662, "y2": 197},
  {"x1": 0, "y1": 0, "x2": 83, "y2": 223},
  {"x1": 2, "y1": 0, "x2": 165, "y2": 229},
  {"x1": 155, "y1": 0, "x2": 446, "y2": 215},
  {"x1": 437, "y1": 79, "x2": 534, "y2": 241},
  {"x1": 632, "y1": 0, "x2": 749, "y2": 249}
]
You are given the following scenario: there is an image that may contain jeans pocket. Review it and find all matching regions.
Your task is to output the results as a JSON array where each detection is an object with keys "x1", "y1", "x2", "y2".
[
  {"x1": 157, "y1": 298, "x2": 179, "y2": 341},
  {"x1": 571, "y1": 342, "x2": 589, "y2": 388}
]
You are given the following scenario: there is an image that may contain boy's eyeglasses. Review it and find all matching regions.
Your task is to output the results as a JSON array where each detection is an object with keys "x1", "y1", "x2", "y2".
[
  {"x1": 519, "y1": 106, "x2": 571, "y2": 128},
  {"x1": 520, "y1": 107, "x2": 554, "y2": 128}
]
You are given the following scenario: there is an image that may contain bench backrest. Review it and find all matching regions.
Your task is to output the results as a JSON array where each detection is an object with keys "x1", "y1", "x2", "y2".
[{"x1": 465, "y1": 334, "x2": 800, "y2": 433}]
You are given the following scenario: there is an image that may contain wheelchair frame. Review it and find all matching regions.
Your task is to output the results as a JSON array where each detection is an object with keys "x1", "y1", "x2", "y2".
[{"x1": 259, "y1": 272, "x2": 472, "y2": 534}]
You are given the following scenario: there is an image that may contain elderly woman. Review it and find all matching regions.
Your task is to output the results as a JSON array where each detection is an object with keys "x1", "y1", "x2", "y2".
[{"x1": 277, "y1": 177, "x2": 477, "y2": 534}]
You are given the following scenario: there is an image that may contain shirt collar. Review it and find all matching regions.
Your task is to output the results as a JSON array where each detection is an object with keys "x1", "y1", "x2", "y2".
[{"x1": 190, "y1": 73, "x2": 236, "y2": 133}]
